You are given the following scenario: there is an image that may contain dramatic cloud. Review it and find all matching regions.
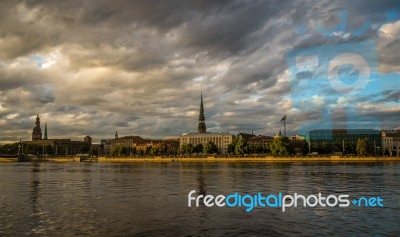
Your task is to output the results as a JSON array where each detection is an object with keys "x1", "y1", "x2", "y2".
[{"x1": 0, "y1": 0, "x2": 399, "y2": 143}]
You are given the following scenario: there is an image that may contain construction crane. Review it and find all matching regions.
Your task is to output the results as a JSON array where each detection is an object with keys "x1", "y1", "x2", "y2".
[{"x1": 280, "y1": 115, "x2": 287, "y2": 137}]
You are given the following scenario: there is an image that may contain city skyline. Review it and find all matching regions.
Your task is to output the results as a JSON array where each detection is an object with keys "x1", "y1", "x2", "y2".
[
  {"x1": 0, "y1": 1, "x2": 399, "y2": 143},
  {"x1": 4, "y1": 95, "x2": 400, "y2": 145}
]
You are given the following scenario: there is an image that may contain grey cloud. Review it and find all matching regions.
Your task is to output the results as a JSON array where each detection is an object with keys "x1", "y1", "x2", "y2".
[
  {"x1": 377, "y1": 89, "x2": 400, "y2": 103},
  {"x1": 0, "y1": 0, "x2": 399, "y2": 143}
]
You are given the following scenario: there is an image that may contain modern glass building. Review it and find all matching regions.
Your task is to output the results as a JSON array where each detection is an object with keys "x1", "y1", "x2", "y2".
[{"x1": 305, "y1": 129, "x2": 382, "y2": 154}]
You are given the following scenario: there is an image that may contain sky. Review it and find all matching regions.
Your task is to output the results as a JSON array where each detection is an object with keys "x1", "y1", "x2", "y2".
[{"x1": 0, "y1": 0, "x2": 399, "y2": 143}]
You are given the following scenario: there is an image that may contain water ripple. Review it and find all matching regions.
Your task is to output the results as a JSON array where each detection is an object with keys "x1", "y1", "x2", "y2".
[{"x1": 0, "y1": 162, "x2": 399, "y2": 236}]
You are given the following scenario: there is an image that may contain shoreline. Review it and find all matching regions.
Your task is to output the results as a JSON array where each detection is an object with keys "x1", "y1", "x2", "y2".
[
  {"x1": 1, "y1": 156, "x2": 400, "y2": 163},
  {"x1": 97, "y1": 157, "x2": 400, "y2": 163}
]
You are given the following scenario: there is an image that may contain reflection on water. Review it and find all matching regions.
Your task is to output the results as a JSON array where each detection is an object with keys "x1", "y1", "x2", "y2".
[{"x1": 0, "y1": 162, "x2": 399, "y2": 236}]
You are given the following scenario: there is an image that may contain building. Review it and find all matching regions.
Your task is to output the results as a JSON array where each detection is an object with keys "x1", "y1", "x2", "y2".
[
  {"x1": 248, "y1": 135, "x2": 274, "y2": 153},
  {"x1": 382, "y1": 135, "x2": 393, "y2": 154},
  {"x1": 237, "y1": 132, "x2": 256, "y2": 141},
  {"x1": 135, "y1": 139, "x2": 161, "y2": 154},
  {"x1": 179, "y1": 93, "x2": 234, "y2": 154},
  {"x1": 162, "y1": 138, "x2": 180, "y2": 155},
  {"x1": 84, "y1": 135, "x2": 92, "y2": 146},
  {"x1": 107, "y1": 134, "x2": 180, "y2": 156},
  {"x1": 100, "y1": 139, "x2": 112, "y2": 156},
  {"x1": 382, "y1": 130, "x2": 400, "y2": 156},
  {"x1": 91, "y1": 143, "x2": 101, "y2": 156},
  {"x1": 32, "y1": 114, "x2": 42, "y2": 140},
  {"x1": 109, "y1": 134, "x2": 145, "y2": 155},
  {"x1": 305, "y1": 129, "x2": 382, "y2": 154},
  {"x1": 180, "y1": 132, "x2": 234, "y2": 154},
  {"x1": 133, "y1": 138, "x2": 180, "y2": 156},
  {"x1": 288, "y1": 135, "x2": 306, "y2": 155},
  {"x1": 22, "y1": 114, "x2": 91, "y2": 156},
  {"x1": 288, "y1": 135, "x2": 305, "y2": 141},
  {"x1": 22, "y1": 138, "x2": 91, "y2": 156},
  {"x1": 111, "y1": 135, "x2": 145, "y2": 149}
]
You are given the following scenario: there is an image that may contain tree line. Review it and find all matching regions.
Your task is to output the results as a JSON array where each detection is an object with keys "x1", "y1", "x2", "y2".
[
  {"x1": 110, "y1": 143, "x2": 173, "y2": 156},
  {"x1": 180, "y1": 137, "x2": 296, "y2": 156},
  {"x1": 179, "y1": 137, "x2": 389, "y2": 157},
  {"x1": 180, "y1": 140, "x2": 218, "y2": 155}
]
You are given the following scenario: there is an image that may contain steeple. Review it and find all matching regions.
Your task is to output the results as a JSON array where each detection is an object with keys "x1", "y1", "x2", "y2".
[
  {"x1": 35, "y1": 114, "x2": 40, "y2": 127},
  {"x1": 44, "y1": 122, "x2": 48, "y2": 139},
  {"x1": 198, "y1": 92, "x2": 206, "y2": 133},
  {"x1": 32, "y1": 114, "x2": 42, "y2": 140},
  {"x1": 115, "y1": 131, "x2": 118, "y2": 139}
]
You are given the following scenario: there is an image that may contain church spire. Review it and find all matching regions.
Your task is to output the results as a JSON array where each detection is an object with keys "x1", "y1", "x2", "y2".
[
  {"x1": 35, "y1": 114, "x2": 40, "y2": 127},
  {"x1": 32, "y1": 114, "x2": 42, "y2": 140},
  {"x1": 44, "y1": 122, "x2": 48, "y2": 139},
  {"x1": 198, "y1": 92, "x2": 206, "y2": 133}
]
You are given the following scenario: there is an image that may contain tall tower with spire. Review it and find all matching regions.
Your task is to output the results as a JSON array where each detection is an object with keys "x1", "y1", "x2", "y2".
[
  {"x1": 198, "y1": 92, "x2": 206, "y2": 133},
  {"x1": 32, "y1": 114, "x2": 42, "y2": 140},
  {"x1": 44, "y1": 122, "x2": 48, "y2": 140}
]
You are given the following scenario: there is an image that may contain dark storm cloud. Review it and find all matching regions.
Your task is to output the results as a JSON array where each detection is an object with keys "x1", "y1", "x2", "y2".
[
  {"x1": 376, "y1": 89, "x2": 400, "y2": 103},
  {"x1": 0, "y1": 0, "x2": 399, "y2": 143}
]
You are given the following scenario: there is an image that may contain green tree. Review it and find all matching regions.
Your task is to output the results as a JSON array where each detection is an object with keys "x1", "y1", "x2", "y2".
[
  {"x1": 342, "y1": 142, "x2": 355, "y2": 155},
  {"x1": 356, "y1": 139, "x2": 367, "y2": 156},
  {"x1": 235, "y1": 137, "x2": 247, "y2": 155},
  {"x1": 248, "y1": 144, "x2": 255, "y2": 154},
  {"x1": 145, "y1": 146, "x2": 152, "y2": 156},
  {"x1": 203, "y1": 141, "x2": 218, "y2": 154},
  {"x1": 120, "y1": 147, "x2": 129, "y2": 156},
  {"x1": 193, "y1": 143, "x2": 203, "y2": 153},
  {"x1": 269, "y1": 136, "x2": 293, "y2": 156},
  {"x1": 311, "y1": 142, "x2": 331, "y2": 154},
  {"x1": 159, "y1": 143, "x2": 168, "y2": 155},
  {"x1": 180, "y1": 143, "x2": 193, "y2": 155},
  {"x1": 139, "y1": 149, "x2": 144, "y2": 156},
  {"x1": 179, "y1": 145, "x2": 185, "y2": 155},
  {"x1": 132, "y1": 147, "x2": 137, "y2": 155},
  {"x1": 185, "y1": 143, "x2": 193, "y2": 155},
  {"x1": 111, "y1": 146, "x2": 119, "y2": 156},
  {"x1": 0, "y1": 143, "x2": 19, "y2": 155},
  {"x1": 255, "y1": 143, "x2": 264, "y2": 154},
  {"x1": 228, "y1": 139, "x2": 238, "y2": 154},
  {"x1": 150, "y1": 145, "x2": 161, "y2": 156},
  {"x1": 301, "y1": 141, "x2": 309, "y2": 155}
]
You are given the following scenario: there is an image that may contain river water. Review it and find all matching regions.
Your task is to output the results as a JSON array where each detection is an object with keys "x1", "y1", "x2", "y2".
[{"x1": 0, "y1": 162, "x2": 399, "y2": 236}]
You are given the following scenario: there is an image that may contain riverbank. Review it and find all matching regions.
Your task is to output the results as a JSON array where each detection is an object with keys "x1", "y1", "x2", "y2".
[
  {"x1": 98, "y1": 156, "x2": 400, "y2": 163},
  {"x1": 1, "y1": 156, "x2": 400, "y2": 163},
  {"x1": 0, "y1": 158, "x2": 18, "y2": 162}
]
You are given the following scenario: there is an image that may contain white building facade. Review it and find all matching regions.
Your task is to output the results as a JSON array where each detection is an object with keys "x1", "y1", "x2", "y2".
[
  {"x1": 180, "y1": 132, "x2": 234, "y2": 154},
  {"x1": 382, "y1": 130, "x2": 400, "y2": 156}
]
